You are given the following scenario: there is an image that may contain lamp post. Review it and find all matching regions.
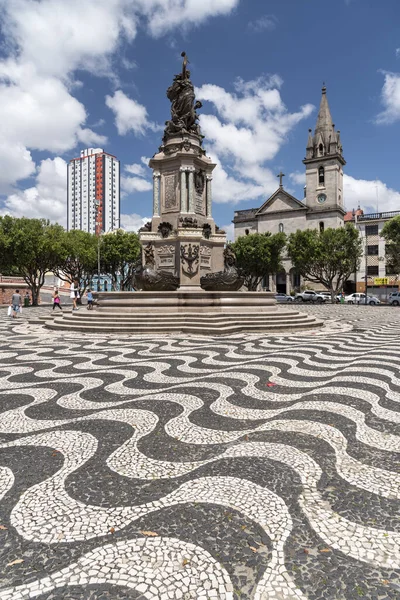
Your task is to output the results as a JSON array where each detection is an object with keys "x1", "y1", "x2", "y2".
[
  {"x1": 97, "y1": 222, "x2": 120, "y2": 293},
  {"x1": 364, "y1": 228, "x2": 368, "y2": 305},
  {"x1": 97, "y1": 229, "x2": 104, "y2": 292}
]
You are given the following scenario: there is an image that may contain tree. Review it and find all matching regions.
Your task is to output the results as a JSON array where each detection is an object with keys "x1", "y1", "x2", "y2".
[
  {"x1": 287, "y1": 224, "x2": 363, "y2": 302},
  {"x1": 381, "y1": 215, "x2": 400, "y2": 275},
  {"x1": 100, "y1": 230, "x2": 141, "y2": 290},
  {"x1": 231, "y1": 232, "x2": 286, "y2": 291},
  {"x1": 0, "y1": 216, "x2": 65, "y2": 305},
  {"x1": 54, "y1": 229, "x2": 98, "y2": 291}
]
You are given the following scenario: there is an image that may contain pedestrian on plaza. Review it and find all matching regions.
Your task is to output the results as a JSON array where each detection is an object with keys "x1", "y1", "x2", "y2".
[
  {"x1": 24, "y1": 291, "x2": 30, "y2": 307},
  {"x1": 11, "y1": 289, "x2": 22, "y2": 319},
  {"x1": 86, "y1": 288, "x2": 94, "y2": 310},
  {"x1": 70, "y1": 280, "x2": 80, "y2": 311},
  {"x1": 52, "y1": 289, "x2": 62, "y2": 311}
]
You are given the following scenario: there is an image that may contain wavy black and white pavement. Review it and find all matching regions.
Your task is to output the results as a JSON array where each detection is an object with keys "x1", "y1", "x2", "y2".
[{"x1": 0, "y1": 304, "x2": 400, "y2": 599}]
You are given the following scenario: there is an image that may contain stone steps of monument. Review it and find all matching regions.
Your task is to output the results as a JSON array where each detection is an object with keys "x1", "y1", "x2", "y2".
[
  {"x1": 46, "y1": 313, "x2": 322, "y2": 334},
  {"x1": 51, "y1": 312, "x2": 313, "y2": 327},
  {"x1": 66, "y1": 310, "x2": 309, "y2": 323}
]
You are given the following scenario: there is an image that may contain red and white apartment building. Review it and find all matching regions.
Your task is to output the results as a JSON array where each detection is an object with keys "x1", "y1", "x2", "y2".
[{"x1": 67, "y1": 148, "x2": 120, "y2": 235}]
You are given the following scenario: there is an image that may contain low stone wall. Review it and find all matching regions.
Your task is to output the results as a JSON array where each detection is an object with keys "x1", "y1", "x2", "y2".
[{"x1": 0, "y1": 282, "x2": 29, "y2": 305}]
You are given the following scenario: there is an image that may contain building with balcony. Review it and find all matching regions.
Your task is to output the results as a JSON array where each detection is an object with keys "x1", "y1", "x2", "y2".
[{"x1": 346, "y1": 209, "x2": 400, "y2": 300}]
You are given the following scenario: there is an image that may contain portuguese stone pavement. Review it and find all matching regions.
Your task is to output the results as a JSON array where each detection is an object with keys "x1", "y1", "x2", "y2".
[{"x1": 0, "y1": 305, "x2": 399, "y2": 599}]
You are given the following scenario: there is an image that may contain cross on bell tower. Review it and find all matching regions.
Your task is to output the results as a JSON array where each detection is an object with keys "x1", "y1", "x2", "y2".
[{"x1": 277, "y1": 171, "x2": 285, "y2": 188}]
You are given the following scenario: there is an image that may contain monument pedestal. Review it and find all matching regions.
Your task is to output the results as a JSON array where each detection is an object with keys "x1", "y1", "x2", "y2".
[{"x1": 140, "y1": 132, "x2": 226, "y2": 287}]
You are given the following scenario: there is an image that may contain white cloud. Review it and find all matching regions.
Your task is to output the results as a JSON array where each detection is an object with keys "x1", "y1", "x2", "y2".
[
  {"x1": 77, "y1": 128, "x2": 108, "y2": 146},
  {"x1": 0, "y1": 65, "x2": 88, "y2": 153},
  {"x1": 222, "y1": 223, "x2": 235, "y2": 242},
  {"x1": 134, "y1": 0, "x2": 240, "y2": 37},
  {"x1": 121, "y1": 212, "x2": 151, "y2": 232},
  {"x1": 121, "y1": 176, "x2": 153, "y2": 194},
  {"x1": 196, "y1": 75, "x2": 314, "y2": 205},
  {"x1": 0, "y1": 157, "x2": 67, "y2": 224},
  {"x1": 125, "y1": 162, "x2": 148, "y2": 177},
  {"x1": 289, "y1": 171, "x2": 306, "y2": 186},
  {"x1": 106, "y1": 90, "x2": 158, "y2": 136},
  {"x1": 0, "y1": 139, "x2": 36, "y2": 193},
  {"x1": 209, "y1": 151, "x2": 272, "y2": 204},
  {"x1": 375, "y1": 71, "x2": 400, "y2": 124},
  {"x1": 248, "y1": 15, "x2": 278, "y2": 33},
  {"x1": 0, "y1": 0, "x2": 137, "y2": 79},
  {"x1": 0, "y1": 0, "x2": 241, "y2": 202},
  {"x1": 344, "y1": 174, "x2": 400, "y2": 213}
]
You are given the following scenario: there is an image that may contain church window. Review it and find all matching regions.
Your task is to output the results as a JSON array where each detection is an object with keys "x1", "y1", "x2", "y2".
[
  {"x1": 318, "y1": 166, "x2": 325, "y2": 185},
  {"x1": 319, "y1": 221, "x2": 324, "y2": 233},
  {"x1": 319, "y1": 143, "x2": 324, "y2": 156},
  {"x1": 279, "y1": 223, "x2": 284, "y2": 233}
]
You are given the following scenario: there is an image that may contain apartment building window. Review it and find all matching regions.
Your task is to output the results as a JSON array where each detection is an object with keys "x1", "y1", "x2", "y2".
[
  {"x1": 365, "y1": 224, "x2": 378, "y2": 236},
  {"x1": 367, "y1": 245, "x2": 379, "y2": 255},
  {"x1": 367, "y1": 265, "x2": 379, "y2": 276}
]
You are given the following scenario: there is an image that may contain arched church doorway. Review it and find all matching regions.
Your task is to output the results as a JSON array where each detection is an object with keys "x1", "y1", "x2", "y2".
[{"x1": 276, "y1": 271, "x2": 287, "y2": 294}]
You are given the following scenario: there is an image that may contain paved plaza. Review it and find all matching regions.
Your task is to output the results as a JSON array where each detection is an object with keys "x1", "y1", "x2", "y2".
[{"x1": 0, "y1": 305, "x2": 399, "y2": 599}]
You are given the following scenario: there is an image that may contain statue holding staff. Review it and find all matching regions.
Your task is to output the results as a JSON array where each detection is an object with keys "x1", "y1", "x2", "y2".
[{"x1": 163, "y1": 51, "x2": 203, "y2": 140}]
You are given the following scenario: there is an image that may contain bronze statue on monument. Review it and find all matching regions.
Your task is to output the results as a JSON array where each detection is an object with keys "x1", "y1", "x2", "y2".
[{"x1": 163, "y1": 52, "x2": 203, "y2": 142}]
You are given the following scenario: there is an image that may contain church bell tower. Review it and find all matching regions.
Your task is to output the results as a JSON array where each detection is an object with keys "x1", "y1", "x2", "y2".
[{"x1": 303, "y1": 86, "x2": 346, "y2": 229}]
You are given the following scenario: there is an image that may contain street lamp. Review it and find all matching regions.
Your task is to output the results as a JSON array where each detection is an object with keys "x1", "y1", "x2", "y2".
[{"x1": 97, "y1": 223, "x2": 120, "y2": 293}]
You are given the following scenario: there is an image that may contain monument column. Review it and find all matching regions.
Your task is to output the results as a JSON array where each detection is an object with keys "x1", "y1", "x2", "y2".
[
  {"x1": 180, "y1": 167, "x2": 188, "y2": 213},
  {"x1": 153, "y1": 172, "x2": 161, "y2": 216},
  {"x1": 188, "y1": 167, "x2": 195, "y2": 213},
  {"x1": 206, "y1": 176, "x2": 213, "y2": 218}
]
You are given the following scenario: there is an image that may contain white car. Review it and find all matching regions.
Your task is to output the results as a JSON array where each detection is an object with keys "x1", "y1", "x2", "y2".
[
  {"x1": 389, "y1": 292, "x2": 400, "y2": 306},
  {"x1": 345, "y1": 293, "x2": 380, "y2": 305}
]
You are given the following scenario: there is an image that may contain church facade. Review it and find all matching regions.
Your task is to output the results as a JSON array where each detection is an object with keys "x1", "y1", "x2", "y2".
[{"x1": 233, "y1": 87, "x2": 346, "y2": 294}]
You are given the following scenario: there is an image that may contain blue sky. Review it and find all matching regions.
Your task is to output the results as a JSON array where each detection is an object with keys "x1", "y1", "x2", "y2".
[{"x1": 1, "y1": 0, "x2": 400, "y2": 239}]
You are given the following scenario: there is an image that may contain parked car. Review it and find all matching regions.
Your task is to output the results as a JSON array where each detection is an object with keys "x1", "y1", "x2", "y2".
[
  {"x1": 319, "y1": 291, "x2": 340, "y2": 303},
  {"x1": 275, "y1": 293, "x2": 294, "y2": 303},
  {"x1": 345, "y1": 293, "x2": 380, "y2": 305},
  {"x1": 389, "y1": 291, "x2": 400, "y2": 306},
  {"x1": 294, "y1": 290, "x2": 327, "y2": 303}
]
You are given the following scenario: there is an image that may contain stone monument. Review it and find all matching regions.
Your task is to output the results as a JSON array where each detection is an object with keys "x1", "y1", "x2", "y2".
[
  {"x1": 138, "y1": 52, "x2": 226, "y2": 290},
  {"x1": 47, "y1": 53, "x2": 323, "y2": 334}
]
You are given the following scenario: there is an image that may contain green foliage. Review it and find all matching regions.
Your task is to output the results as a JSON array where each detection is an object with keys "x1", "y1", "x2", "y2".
[
  {"x1": 287, "y1": 224, "x2": 362, "y2": 301},
  {"x1": 0, "y1": 216, "x2": 65, "y2": 305},
  {"x1": 381, "y1": 215, "x2": 400, "y2": 274},
  {"x1": 231, "y1": 232, "x2": 286, "y2": 291},
  {"x1": 100, "y1": 230, "x2": 141, "y2": 290},
  {"x1": 54, "y1": 229, "x2": 98, "y2": 289}
]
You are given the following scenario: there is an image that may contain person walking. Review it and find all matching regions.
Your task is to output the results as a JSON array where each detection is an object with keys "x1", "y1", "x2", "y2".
[
  {"x1": 86, "y1": 289, "x2": 94, "y2": 310},
  {"x1": 70, "y1": 281, "x2": 79, "y2": 311},
  {"x1": 11, "y1": 289, "x2": 22, "y2": 318},
  {"x1": 52, "y1": 289, "x2": 62, "y2": 311}
]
